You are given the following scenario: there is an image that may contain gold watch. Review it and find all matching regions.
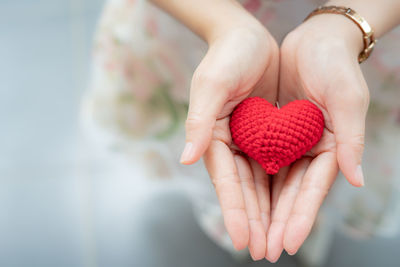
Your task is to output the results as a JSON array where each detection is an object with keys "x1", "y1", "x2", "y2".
[{"x1": 305, "y1": 6, "x2": 377, "y2": 63}]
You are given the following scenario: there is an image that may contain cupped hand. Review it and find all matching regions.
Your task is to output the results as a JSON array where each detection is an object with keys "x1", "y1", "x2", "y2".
[
  {"x1": 180, "y1": 20, "x2": 280, "y2": 259},
  {"x1": 266, "y1": 15, "x2": 370, "y2": 262}
]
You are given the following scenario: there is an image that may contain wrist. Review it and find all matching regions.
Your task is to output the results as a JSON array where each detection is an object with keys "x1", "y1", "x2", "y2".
[
  {"x1": 204, "y1": 5, "x2": 268, "y2": 46},
  {"x1": 150, "y1": 0, "x2": 268, "y2": 45},
  {"x1": 297, "y1": 13, "x2": 364, "y2": 58}
]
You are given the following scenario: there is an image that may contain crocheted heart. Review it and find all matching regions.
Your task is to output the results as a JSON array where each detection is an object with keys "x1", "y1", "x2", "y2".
[{"x1": 229, "y1": 97, "x2": 324, "y2": 174}]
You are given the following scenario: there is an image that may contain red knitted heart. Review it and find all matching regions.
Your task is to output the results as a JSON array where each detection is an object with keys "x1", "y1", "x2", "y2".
[{"x1": 229, "y1": 97, "x2": 324, "y2": 174}]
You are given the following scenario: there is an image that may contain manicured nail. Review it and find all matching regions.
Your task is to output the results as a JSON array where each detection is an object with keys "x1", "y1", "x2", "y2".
[
  {"x1": 355, "y1": 165, "x2": 365, "y2": 186},
  {"x1": 180, "y1": 142, "x2": 194, "y2": 164}
]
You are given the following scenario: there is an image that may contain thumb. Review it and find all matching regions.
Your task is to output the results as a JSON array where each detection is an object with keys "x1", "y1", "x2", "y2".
[
  {"x1": 180, "y1": 69, "x2": 230, "y2": 165},
  {"x1": 328, "y1": 71, "x2": 370, "y2": 187}
]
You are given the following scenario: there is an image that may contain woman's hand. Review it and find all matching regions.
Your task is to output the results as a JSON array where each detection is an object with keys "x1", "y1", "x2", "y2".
[
  {"x1": 178, "y1": 18, "x2": 279, "y2": 261},
  {"x1": 185, "y1": 24, "x2": 279, "y2": 259},
  {"x1": 266, "y1": 14, "x2": 370, "y2": 262},
  {"x1": 152, "y1": 0, "x2": 279, "y2": 258},
  {"x1": 180, "y1": 24, "x2": 279, "y2": 164}
]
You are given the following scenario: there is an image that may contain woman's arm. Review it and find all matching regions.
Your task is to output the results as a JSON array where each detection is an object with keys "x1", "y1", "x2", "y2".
[
  {"x1": 150, "y1": 0, "x2": 262, "y2": 43},
  {"x1": 326, "y1": 0, "x2": 400, "y2": 38}
]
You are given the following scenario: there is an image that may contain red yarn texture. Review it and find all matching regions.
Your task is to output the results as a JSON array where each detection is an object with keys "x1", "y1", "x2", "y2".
[{"x1": 229, "y1": 97, "x2": 324, "y2": 174}]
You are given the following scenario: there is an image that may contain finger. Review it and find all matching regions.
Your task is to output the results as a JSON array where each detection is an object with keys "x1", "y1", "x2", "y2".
[
  {"x1": 326, "y1": 64, "x2": 369, "y2": 187},
  {"x1": 249, "y1": 158, "x2": 271, "y2": 232},
  {"x1": 266, "y1": 159, "x2": 310, "y2": 263},
  {"x1": 203, "y1": 140, "x2": 249, "y2": 251},
  {"x1": 180, "y1": 72, "x2": 228, "y2": 164},
  {"x1": 270, "y1": 166, "x2": 290, "y2": 218},
  {"x1": 283, "y1": 152, "x2": 338, "y2": 255},
  {"x1": 234, "y1": 156, "x2": 266, "y2": 260}
]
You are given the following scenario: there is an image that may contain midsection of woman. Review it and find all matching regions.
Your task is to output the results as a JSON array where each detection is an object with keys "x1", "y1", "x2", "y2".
[{"x1": 84, "y1": 0, "x2": 400, "y2": 263}]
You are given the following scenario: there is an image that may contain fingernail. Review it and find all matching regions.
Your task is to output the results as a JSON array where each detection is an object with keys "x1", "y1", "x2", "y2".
[
  {"x1": 265, "y1": 254, "x2": 280, "y2": 263},
  {"x1": 180, "y1": 142, "x2": 194, "y2": 164},
  {"x1": 266, "y1": 258, "x2": 278, "y2": 264},
  {"x1": 286, "y1": 249, "x2": 297, "y2": 256},
  {"x1": 355, "y1": 165, "x2": 365, "y2": 187}
]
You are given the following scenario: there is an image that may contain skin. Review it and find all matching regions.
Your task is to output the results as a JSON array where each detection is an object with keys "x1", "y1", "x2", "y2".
[
  {"x1": 267, "y1": 0, "x2": 400, "y2": 260},
  {"x1": 186, "y1": 23, "x2": 280, "y2": 261},
  {"x1": 267, "y1": 14, "x2": 368, "y2": 261},
  {"x1": 151, "y1": 0, "x2": 400, "y2": 262}
]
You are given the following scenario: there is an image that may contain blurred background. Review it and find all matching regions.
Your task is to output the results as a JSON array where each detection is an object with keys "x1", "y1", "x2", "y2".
[{"x1": 1, "y1": 0, "x2": 399, "y2": 267}]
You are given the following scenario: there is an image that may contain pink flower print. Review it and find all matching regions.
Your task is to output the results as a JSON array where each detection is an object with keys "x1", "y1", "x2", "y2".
[
  {"x1": 395, "y1": 108, "x2": 400, "y2": 125},
  {"x1": 382, "y1": 164, "x2": 393, "y2": 177},
  {"x1": 370, "y1": 49, "x2": 400, "y2": 84},
  {"x1": 113, "y1": 45, "x2": 161, "y2": 101},
  {"x1": 145, "y1": 16, "x2": 159, "y2": 38},
  {"x1": 104, "y1": 60, "x2": 117, "y2": 72},
  {"x1": 243, "y1": 0, "x2": 261, "y2": 13},
  {"x1": 154, "y1": 46, "x2": 189, "y2": 102},
  {"x1": 124, "y1": 58, "x2": 161, "y2": 101},
  {"x1": 259, "y1": 7, "x2": 276, "y2": 25}
]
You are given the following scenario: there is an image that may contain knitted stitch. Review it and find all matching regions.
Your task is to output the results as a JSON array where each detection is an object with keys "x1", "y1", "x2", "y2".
[{"x1": 229, "y1": 97, "x2": 324, "y2": 174}]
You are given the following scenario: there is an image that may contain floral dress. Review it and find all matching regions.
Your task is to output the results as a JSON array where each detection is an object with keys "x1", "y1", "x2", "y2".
[{"x1": 83, "y1": 0, "x2": 400, "y2": 264}]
